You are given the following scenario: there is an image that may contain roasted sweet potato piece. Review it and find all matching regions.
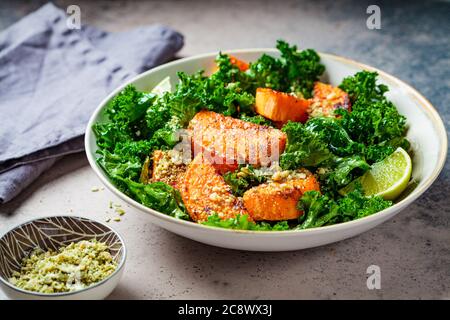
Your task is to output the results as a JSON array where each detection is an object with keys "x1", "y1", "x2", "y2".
[
  {"x1": 243, "y1": 170, "x2": 320, "y2": 221},
  {"x1": 255, "y1": 88, "x2": 310, "y2": 125},
  {"x1": 150, "y1": 150, "x2": 187, "y2": 190},
  {"x1": 213, "y1": 55, "x2": 249, "y2": 73},
  {"x1": 229, "y1": 55, "x2": 249, "y2": 71},
  {"x1": 180, "y1": 153, "x2": 249, "y2": 222},
  {"x1": 189, "y1": 110, "x2": 286, "y2": 167},
  {"x1": 308, "y1": 82, "x2": 351, "y2": 118}
]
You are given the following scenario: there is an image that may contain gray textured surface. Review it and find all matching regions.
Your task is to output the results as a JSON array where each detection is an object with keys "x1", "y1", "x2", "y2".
[
  {"x1": 0, "y1": 0, "x2": 449, "y2": 299},
  {"x1": 0, "y1": 3, "x2": 183, "y2": 203}
]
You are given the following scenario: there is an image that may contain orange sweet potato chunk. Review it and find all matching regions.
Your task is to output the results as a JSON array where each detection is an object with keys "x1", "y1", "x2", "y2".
[
  {"x1": 229, "y1": 55, "x2": 249, "y2": 71},
  {"x1": 180, "y1": 153, "x2": 249, "y2": 222},
  {"x1": 308, "y1": 82, "x2": 351, "y2": 118},
  {"x1": 243, "y1": 171, "x2": 320, "y2": 221},
  {"x1": 255, "y1": 88, "x2": 310, "y2": 125},
  {"x1": 188, "y1": 110, "x2": 286, "y2": 167}
]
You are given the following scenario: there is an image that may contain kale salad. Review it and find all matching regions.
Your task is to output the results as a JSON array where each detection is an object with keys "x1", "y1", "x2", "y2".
[{"x1": 93, "y1": 40, "x2": 411, "y2": 231}]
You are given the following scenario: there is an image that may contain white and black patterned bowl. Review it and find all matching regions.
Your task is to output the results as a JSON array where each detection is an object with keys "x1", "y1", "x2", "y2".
[{"x1": 0, "y1": 216, "x2": 126, "y2": 300}]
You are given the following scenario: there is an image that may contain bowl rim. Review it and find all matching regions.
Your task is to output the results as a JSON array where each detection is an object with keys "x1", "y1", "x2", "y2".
[
  {"x1": 0, "y1": 215, "x2": 127, "y2": 297},
  {"x1": 85, "y1": 48, "x2": 448, "y2": 236}
]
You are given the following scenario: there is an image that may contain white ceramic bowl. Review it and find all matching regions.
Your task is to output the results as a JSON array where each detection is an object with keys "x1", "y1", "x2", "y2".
[
  {"x1": 0, "y1": 216, "x2": 126, "y2": 299},
  {"x1": 85, "y1": 49, "x2": 447, "y2": 252}
]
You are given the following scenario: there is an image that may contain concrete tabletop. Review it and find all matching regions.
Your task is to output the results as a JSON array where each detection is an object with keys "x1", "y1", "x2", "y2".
[{"x1": 0, "y1": 0, "x2": 448, "y2": 299}]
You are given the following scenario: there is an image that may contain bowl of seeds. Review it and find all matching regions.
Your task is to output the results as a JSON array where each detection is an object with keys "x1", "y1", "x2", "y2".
[{"x1": 0, "y1": 216, "x2": 126, "y2": 300}]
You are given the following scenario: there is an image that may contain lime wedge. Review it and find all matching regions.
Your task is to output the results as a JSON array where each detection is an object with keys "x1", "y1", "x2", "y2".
[
  {"x1": 151, "y1": 76, "x2": 171, "y2": 96},
  {"x1": 339, "y1": 147, "x2": 412, "y2": 200}
]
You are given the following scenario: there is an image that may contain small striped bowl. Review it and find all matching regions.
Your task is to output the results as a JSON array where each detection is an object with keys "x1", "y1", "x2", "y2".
[{"x1": 0, "y1": 216, "x2": 126, "y2": 300}]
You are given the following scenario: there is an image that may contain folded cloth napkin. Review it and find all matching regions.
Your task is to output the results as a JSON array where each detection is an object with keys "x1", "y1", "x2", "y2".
[{"x1": 0, "y1": 3, "x2": 184, "y2": 203}]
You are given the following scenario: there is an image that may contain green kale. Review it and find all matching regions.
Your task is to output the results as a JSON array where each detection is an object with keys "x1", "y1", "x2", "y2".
[
  {"x1": 297, "y1": 187, "x2": 392, "y2": 229},
  {"x1": 365, "y1": 137, "x2": 410, "y2": 163},
  {"x1": 238, "y1": 113, "x2": 274, "y2": 127},
  {"x1": 276, "y1": 40, "x2": 325, "y2": 98},
  {"x1": 337, "y1": 71, "x2": 407, "y2": 148},
  {"x1": 149, "y1": 116, "x2": 183, "y2": 148},
  {"x1": 339, "y1": 70, "x2": 388, "y2": 104},
  {"x1": 246, "y1": 54, "x2": 285, "y2": 92},
  {"x1": 223, "y1": 165, "x2": 269, "y2": 197},
  {"x1": 94, "y1": 95, "x2": 162, "y2": 190},
  {"x1": 336, "y1": 100, "x2": 407, "y2": 147},
  {"x1": 145, "y1": 94, "x2": 177, "y2": 133},
  {"x1": 280, "y1": 121, "x2": 332, "y2": 169},
  {"x1": 279, "y1": 118, "x2": 370, "y2": 194},
  {"x1": 214, "y1": 52, "x2": 250, "y2": 86},
  {"x1": 305, "y1": 117, "x2": 364, "y2": 157},
  {"x1": 97, "y1": 149, "x2": 143, "y2": 186},
  {"x1": 93, "y1": 86, "x2": 158, "y2": 152},
  {"x1": 121, "y1": 179, "x2": 189, "y2": 220},
  {"x1": 104, "y1": 86, "x2": 157, "y2": 139},
  {"x1": 246, "y1": 40, "x2": 325, "y2": 98},
  {"x1": 317, "y1": 156, "x2": 370, "y2": 194},
  {"x1": 202, "y1": 214, "x2": 290, "y2": 231},
  {"x1": 92, "y1": 122, "x2": 130, "y2": 152},
  {"x1": 280, "y1": 71, "x2": 409, "y2": 196},
  {"x1": 93, "y1": 85, "x2": 189, "y2": 218},
  {"x1": 169, "y1": 70, "x2": 254, "y2": 118},
  {"x1": 297, "y1": 191, "x2": 339, "y2": 229},
  {"x1": 93, "y1": 86, "x2": 166, "y2": 180},
  {"x1": 338, "y1": 187, "x2": 393, "y2": 220}
]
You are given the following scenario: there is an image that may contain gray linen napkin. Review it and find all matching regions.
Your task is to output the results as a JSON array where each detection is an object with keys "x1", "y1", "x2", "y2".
[{"x1": 0, "y1": 3, "x2": 184, "y2": 203}]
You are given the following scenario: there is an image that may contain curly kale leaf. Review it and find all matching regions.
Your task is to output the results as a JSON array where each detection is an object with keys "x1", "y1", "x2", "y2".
[
  {"x1": 279, "y1": 119, "x2": 371, "y2": 194},
  {"x1": 121, "y1": 179, "x2": 189, "y2": 220},
  {"x1": 276, "y1": 40, "x2": 325, "y2": 98},
  {"x1": 278, "y1": 71, "x2": 409, "y2": 198},
  {"x1": 337, "y1": 71, "x2": 408, "y2": 147},
  {"x1": 238, "y1": 113, "x2": 275, "y2": 127},
  {"x1": 338, "y1": 187, "x2": 393, "y2": 220},
  {"x1": 305, "y1": 117, "x2": 365, "y2": 157},
  {"x1": 339, "y1": 70, "x2": 388, "y2": 104},
  {"x1": 93, "y1": 87, "x2": 165, "y2": 189},
  {"x1": 365, "y1": 137, "x2": 410, "y2": 163},
  {"x1": 246, "y1": 54, "x2": 285, "y2": 92},
  {"x1": 297, "y1": 191, "x2": 340, "y2": 229},
  {"x1": 317, "y1": 156, "x2": 370, "y2": 194},
  {"x1": 202, "y1": 214, "x2": 290, "y2": 231},
  {"x1": 169, "y1": 70, "x2": 255, "y2": 118},
  {"x1": 93, "y1": 86, "x2": 171, "y2": 180},
  {"x1": 223, "y1": 165, "x2": 269, "y2": 197},
  {"x1": 246, "y1": 40, "x2": 325, "y2": 97},
  {"x1": 280, "y1": 121, "x2": 332, "y2": 169},
  {"x1": 336, "y1": 100, "x2": 407, "y2": 147},
  {"x1": 104, "y1": 86, "x2": 157, "y2": 139},
  {"x1": 297, "y1": 187, "x2": 392, "y2": 229},
  {"x1": 93, "y1": 85, "x2": 190, "y2": 219},
  {"x1": 96, "y1": 149, "x2": 143, "y2": 185}
]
